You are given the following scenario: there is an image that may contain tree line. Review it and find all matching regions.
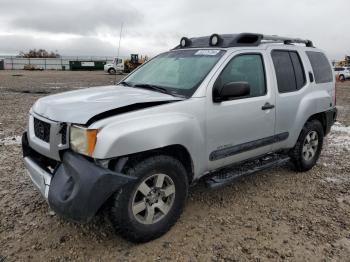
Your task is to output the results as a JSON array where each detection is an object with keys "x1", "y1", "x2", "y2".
[{"x1": 19, "y1": 49, "x2": 61, "y2": 58}]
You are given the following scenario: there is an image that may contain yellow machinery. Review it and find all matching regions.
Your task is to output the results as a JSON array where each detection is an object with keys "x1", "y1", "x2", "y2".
[{"x1": 124, "y1": 54, "x2": 147, "y2": 73}]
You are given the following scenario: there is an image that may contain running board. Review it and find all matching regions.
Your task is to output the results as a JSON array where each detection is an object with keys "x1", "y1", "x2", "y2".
[{"x1": 205, "y1": 154, "x2": 290, "y2": 189}]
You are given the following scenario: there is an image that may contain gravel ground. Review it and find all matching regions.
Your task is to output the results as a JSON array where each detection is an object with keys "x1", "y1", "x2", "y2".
[{"x1": 0, "y1": 70, "x2": 349, "y2": 262}]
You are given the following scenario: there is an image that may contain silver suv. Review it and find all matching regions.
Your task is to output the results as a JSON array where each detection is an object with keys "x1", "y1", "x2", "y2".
[{"x1": 22, "y1": 33, "x2": 337, "y2": 242}]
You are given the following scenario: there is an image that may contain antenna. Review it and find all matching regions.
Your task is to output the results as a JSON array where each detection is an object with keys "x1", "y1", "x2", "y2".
[{"x1": 115, "y1": 22, "x2": 123, "y2": 84}]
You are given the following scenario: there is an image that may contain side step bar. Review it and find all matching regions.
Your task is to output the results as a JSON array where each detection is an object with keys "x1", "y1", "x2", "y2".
[{"x1": 205, "y1": 154, "x2": 290, "y2": 189}]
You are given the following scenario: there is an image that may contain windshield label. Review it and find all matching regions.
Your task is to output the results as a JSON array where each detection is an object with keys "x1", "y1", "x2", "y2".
[{"x1": 195, "y1": 50, "x2": 220, "y2": 56}]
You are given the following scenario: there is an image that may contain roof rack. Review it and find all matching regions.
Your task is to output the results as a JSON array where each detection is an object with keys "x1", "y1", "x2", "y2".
[
  {"x1": 262, "y1": 35, "x2": 314, "y2": 47},
  {"x1": 173, "y1": 33, "x2": 314, "y2": 49}
]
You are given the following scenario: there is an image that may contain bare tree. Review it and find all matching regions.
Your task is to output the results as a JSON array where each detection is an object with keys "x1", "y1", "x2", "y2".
[{"x1": 19, "y1": 49, "x2": 61, "y2": 58}]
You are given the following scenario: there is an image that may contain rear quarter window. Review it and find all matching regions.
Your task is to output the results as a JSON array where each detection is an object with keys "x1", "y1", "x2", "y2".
[{"x1": 306, "y1": 51, "x2": 333, "y2": 83}]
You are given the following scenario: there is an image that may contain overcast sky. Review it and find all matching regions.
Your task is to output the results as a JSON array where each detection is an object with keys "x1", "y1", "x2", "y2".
[{"x1": 0, "y1": 0, "x2": 348, "y2": 60}]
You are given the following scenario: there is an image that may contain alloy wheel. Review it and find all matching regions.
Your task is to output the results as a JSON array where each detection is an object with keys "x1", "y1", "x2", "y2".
[
  {"x1": 132, "y1": 173, "x2": 176, "y2": 225},
  {"x1": 302, "y1": 131, "x2": 319, "y2": 161}
]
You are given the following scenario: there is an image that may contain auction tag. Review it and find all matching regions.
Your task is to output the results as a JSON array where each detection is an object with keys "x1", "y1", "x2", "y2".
[{"x1": 195, "y1": 50, "x2": 220, "y2": 56}]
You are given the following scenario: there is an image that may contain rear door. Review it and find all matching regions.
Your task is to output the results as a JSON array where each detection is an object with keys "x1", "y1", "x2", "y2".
[{"x1": 268, "y1": 48, "x2": 308, "y2": 151}]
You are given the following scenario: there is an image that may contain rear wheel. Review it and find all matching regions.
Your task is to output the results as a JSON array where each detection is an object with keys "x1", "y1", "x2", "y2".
[
  {"x1": 290, "y1": 120, "x2": 324, "y2": 172},
  {"x1": 339, "y1": 74, "x2": 345, "y2": 81},
  {"x1": 108, "y1": 155, "x2": 188, "y2": 243}
]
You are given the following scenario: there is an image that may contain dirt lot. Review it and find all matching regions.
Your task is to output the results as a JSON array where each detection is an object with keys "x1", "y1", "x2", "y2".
[{"x1": 0, "y1": 70, "x2": 350, "y2": 262}]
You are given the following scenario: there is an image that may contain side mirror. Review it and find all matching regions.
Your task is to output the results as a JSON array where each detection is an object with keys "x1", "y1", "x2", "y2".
[{"x1": 213, "y1": 81, "x2": 250, "y2": 102}]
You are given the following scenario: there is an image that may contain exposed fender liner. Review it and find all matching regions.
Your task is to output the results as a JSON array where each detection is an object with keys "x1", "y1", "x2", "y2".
[
  {"x1": 48, "y1": 151, "x2": 137, "y2": 223},
  {"x1": 85, "y1": 101, "x2": 181, "y2": 126},
  {"x1": 209, "y1": 132, "x2": 289, "y2": 161}
]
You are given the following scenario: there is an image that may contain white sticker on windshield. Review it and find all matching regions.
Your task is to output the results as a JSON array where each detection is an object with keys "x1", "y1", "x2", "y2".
[{"x1": 195, "y1": 50, "x2": 220, "y2": 56}]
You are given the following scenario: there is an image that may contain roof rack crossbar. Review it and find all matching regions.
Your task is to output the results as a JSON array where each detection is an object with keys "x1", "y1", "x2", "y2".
[{"x1": 262, "y1": 35, "x2": 314, "y2": 47}]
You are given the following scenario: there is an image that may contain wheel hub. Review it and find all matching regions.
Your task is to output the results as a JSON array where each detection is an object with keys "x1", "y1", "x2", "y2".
[
  {"x1": 302, "y1": 131, "x2": 319, "y2": 161},
  {"x1": 146, "y1": 189, "x2": 162, "y2": 205},
  {"x1": 131, "y1": 173, "x2": 176, "y2": 225}
]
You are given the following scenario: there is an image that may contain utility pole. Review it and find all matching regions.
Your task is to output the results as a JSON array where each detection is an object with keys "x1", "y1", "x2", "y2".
[
  {"x1": 117, "y1": 22, "x2": 123, "y2": 61},
  {"x1": 115, "y1": 22, "x2": 123, "y2": 83}
]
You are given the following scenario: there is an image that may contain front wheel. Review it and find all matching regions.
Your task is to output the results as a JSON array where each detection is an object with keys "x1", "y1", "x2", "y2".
[
  {"x1": 108, "y1": 155, "x2": 189, "y2": 243},
  {"x1": 108, "y1": 68, "x2": 116, "y2": 74},
  {"x1": 290, "y1": 120, "x2": 324, "y2": 172}
]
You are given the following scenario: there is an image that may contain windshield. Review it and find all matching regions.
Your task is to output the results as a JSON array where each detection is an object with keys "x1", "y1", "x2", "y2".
[{"x1": 122, "y1": 49, "x2": 225, "y2": 97}]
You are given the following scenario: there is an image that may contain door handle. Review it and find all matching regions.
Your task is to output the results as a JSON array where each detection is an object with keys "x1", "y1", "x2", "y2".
[{"x1": 261, "y1": 102, "x2": 275, "y2": 110}]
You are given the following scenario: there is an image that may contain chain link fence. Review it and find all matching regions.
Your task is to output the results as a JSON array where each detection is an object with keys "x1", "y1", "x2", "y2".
[{"x1": 0, "y1": 56, "x2": 114, "y2": 70}]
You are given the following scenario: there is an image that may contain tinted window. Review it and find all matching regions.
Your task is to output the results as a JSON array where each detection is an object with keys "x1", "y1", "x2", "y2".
[
  {"x1": 289, "y1": 52, "x2": 306, "y2": 89},
  {"x1": 306, "y1": 51, "x2": 333, "y2": 83},
  {"x1": 215, "y1": 54, "x2": 266, "y2": 98},
  {"x1": 334, "y1": 68, "x2": 344, "y2": 72},
  {"x1": 271, "y1": 51, "x2": 296, "y2": 93}
]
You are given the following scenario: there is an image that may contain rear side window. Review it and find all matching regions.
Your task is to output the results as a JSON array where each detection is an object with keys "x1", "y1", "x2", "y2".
[
  {"x1": 271, "y1": 50, "x2": 306, "y2": 93},
  {"x1": 290, "y1": 52, "x2": 306, "y2": 89},
  {"x1": 306, "y1": 51, "x2": 333, "y2": 83},
  {"x1": 334, "y1": 67, "x2": 345, "y2": 72}
]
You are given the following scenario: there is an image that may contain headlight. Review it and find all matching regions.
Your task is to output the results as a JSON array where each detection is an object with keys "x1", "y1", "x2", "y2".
[{"x1": 70, "y1": 125, "x2": 97, "y2": 157}]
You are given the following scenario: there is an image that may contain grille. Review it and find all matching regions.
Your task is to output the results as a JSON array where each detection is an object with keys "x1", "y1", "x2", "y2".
[{"x1": 34, "y1": 118, "x2": 51, "y2": 143}]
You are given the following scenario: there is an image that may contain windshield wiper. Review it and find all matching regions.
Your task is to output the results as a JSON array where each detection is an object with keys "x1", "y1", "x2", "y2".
[
  {"x1": 119, "y1": 81, "x2": 133, "y2": 87},
  {"x1": 133, "y1": 83, "x2": 180, "y2": 97}
]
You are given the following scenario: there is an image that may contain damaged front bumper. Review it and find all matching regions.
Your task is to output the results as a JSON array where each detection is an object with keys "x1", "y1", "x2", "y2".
[{"x1": 22, "y1": 132, "x2": 136, "y2": 222}]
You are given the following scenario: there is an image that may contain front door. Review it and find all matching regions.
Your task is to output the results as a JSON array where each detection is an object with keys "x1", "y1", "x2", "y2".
[{"x1": 206, "y1": 51, "x2": 276, "y2": 170}]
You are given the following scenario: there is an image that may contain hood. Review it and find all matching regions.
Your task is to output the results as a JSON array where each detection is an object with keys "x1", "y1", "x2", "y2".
[{"x1": 33, "y1": 85, "x2": 181, "y2": 124}]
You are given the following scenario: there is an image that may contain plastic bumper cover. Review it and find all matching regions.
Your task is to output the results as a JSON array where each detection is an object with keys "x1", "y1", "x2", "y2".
[
  {"x1": 22, "y1": 132, "x2": 136, "y2": 223},
  {"x1": 24, "y1": 156, "x2": 52, "y2": 200}
]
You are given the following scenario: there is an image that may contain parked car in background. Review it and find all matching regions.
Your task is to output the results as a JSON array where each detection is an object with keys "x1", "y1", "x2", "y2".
[{"x1": 334, "y1": 67, "x2": 350, "y2": 81}]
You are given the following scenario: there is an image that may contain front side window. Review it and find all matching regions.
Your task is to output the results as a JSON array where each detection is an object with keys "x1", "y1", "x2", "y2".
[
  {"x1": 334, "y1": 67, "x2": 345, "y2": 72},
  {"x1": 123, "y1": 49, "x2": 225, "y2": 97},
  {"x1": 214, "y1": 54, "x2": 266, "y2": 98}
]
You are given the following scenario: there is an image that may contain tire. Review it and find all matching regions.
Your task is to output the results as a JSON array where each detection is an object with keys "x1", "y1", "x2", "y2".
[
  {"x1": 108, "y1": 155, "x2": 189, "y2": 243},
  {"x1": 108, "y1": 68, "x2": 116, "y2": 74},
  {"x1": 339, "y1": 74, "x2": 345, "y2": 81},
  {"x1": 290, "y1": 120, "x2": 324, "y2": 172}
]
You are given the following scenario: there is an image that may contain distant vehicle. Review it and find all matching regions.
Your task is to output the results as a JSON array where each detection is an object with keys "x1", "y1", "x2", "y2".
[
  {"x1": 104, "y1": 54, "x2": 147, "y2": 74},
  {"x1": 124, "y1": 54, "x2": 147, "y2": 73},
  {"x1": 22, "y1": 33, "x2": 337, "y2": 243},
  {"x1": 104, "y1": 58, "x2": 124, "y2": 74},
  {"x1": 334, "y1": 67, "x2": 350, "y2": 81}
]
